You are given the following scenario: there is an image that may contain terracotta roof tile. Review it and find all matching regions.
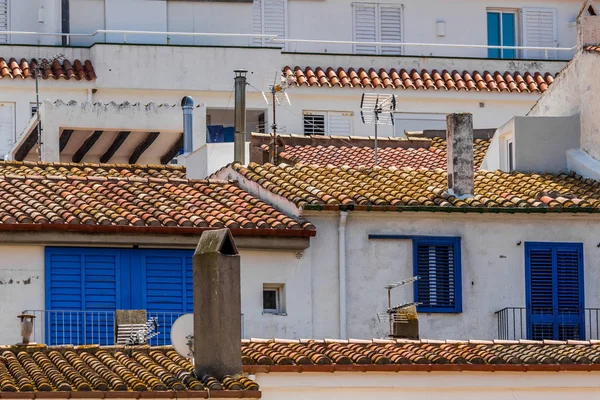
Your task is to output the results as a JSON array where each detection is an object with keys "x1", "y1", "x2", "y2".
[
  {"x1": 0, "y1": 161, "x2": 314, "y2": 232},
  {"x1": 284, "y1": 66, "x2": 555, "y2": 94},
  {"x1": 0, "y1": 58, "x2": 96, "y2": 81},
  {"x1": 0, "y1": 345, "x2": 259, "y2": 395},
  {"x1": 584, "y1": 45, "x2": 600, "y2": 52},
  {"x1": 232, "y1": 162, "x2": 600, "y2": 212},
  {"x1": 273, "y1": 137, "x2": 489, "y2": 169}
]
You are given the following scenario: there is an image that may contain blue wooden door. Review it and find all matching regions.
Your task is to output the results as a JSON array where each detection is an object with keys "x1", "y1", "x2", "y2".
[
  {"x1": 46, "y1": 247, "x2": 193, "y2": 345},
  {"x1": 525, "y1": 243, "x2": 585, "y2": 340}
]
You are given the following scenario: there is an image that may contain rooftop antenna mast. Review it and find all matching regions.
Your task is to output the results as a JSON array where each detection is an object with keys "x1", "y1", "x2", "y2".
[
  {"x1": 360, "y1": 93, "x2": 396, "y2": 167},
  {"x1": 33, "y1": 53, "x2": 65, "y2": 162},
  {"x1": 376, "y1": 276, "x2": 420, "y2": 337},
  {"x1": 261, "y1": 71, "x2": 293, "y2": 164}
]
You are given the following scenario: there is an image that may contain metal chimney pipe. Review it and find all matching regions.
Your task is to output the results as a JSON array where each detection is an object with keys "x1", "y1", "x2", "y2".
[
  {"x1": 181, "y1": 96, "x2": 194, "y2": 153},
  {"x1": 234, "y1": 70, "x2": 247, "y2": 164}
]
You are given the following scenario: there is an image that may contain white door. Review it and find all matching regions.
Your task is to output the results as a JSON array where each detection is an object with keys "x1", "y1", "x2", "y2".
[{"x1": 0, "y1": 103, "x2": 15, "y2": 158}]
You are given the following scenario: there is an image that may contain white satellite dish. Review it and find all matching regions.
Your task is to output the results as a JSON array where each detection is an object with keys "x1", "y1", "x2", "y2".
[{"x1": 170, "y1": 313, "x2": 194, "y2": 359}]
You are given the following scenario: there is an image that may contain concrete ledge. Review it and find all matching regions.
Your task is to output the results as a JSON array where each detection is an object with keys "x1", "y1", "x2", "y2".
[
  {"x1": 567, "y1": 148, "x2": 600, "y2": 180},
  {"x1": 0, "y1": 231, "x2": 310, "y2": 251}
]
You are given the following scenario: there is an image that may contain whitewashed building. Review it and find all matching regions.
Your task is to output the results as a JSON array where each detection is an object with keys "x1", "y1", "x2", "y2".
[{"x1": 0, "y1": 0, "x2": 583, "y2": 173}]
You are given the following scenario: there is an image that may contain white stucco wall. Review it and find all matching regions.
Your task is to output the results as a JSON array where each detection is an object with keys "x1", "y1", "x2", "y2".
[
  {"x1": 530, "y1": 51, "x2": 600, "y2": 161},
  {"x1": 303, "y1": 211, "x2": 600, "y2": 340},
  {"x1": 255, "y1": 371, "x2": 600, "y2": 400},
  {"x1": 8, "y1": 0, "x2": 581, "y2": 58},
  {"x1": 0, "y1": 244, "x2": 313, "y2": 345}
]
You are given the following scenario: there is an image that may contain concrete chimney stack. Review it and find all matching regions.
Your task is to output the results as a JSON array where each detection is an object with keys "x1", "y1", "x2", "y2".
[
  {"x1": 578, "y1": 0, "x2": 600, "y2": 48},
  {"x1": 17, "y1": 314, "x2": 36, "y2": 345},
  {"x1": 446, "y1": 113, "x2": 474, "y2": 198},
  {"x1": 182, "y1": 96, "x2": 194, "y2": 154},
  {"x1": 193, "y1": 229, "x2": 242, "y2": 379}
]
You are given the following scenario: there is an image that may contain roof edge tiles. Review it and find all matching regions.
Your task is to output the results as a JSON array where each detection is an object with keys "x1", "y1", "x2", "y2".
[
  {"x1": 284, "y1": 66, "x2": 555, "y2": 94},
  {"x1": 231, "y1": 162, "x2": 600, "y2": 213},
  {"x1": 0, "y1": 57, "x2": 96, "y2": 81}
]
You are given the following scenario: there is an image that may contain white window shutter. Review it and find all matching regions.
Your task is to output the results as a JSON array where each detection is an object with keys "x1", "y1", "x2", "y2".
[
  {"x1": 0, "y1": 104, "x2": 15, "y2": 158},
  {"x1": 379, "y1": 5, "x2": 402, "y2": 55},
  {"x1": 328, "y1": 112, "x2": 353, "y2": 135},
  {"x1": 0, "y1": 0, "x2": 8, "y2": 44},
  {"x1": 353, "y1": 3, "x2": 377, "y2": 54},
  {"x1": 521, "y1": 8, "x2": 557, "y2": 60},
  {"x1": 253, "y1": 0, "x2": 286, "y2": 47}
]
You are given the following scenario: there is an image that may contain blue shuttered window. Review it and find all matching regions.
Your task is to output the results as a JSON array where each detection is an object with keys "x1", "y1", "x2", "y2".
[
  {"x1": 487, "y1": 11, "x2": 516, "y2": 59},
  {"x1": 413, "y1": 237, "x2": 462, "y2": 313},
  {"x1": 46, "y1": 248, "x2": 193, "y2": 346},
  {"x1": 525, "y1": 243, "x2": 584, "y2": 340}
]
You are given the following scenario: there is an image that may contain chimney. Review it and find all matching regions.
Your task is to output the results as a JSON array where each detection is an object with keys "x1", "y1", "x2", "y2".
[
  {"x1": 193, "y1": 229, "x2": 242, "y2": 379},
  {"x1": 446, "y1": 113, "x2": 474, "y2": 198},
  {"x1": 234, "y1": 70, "x2": 247, "y2": 164},
  {"x1": 181, "y1": 96, "x2": 194, "y2": 153},
  {"x1": 17, "y1": 314, "x2": 36, "y2": 345},
  {"x1": 578, "y1": 0, "x2": 600, "y2": 48}
]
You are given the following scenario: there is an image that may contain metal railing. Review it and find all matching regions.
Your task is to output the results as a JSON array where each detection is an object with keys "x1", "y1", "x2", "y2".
[
  {"x1": 23, "y1": 310, "x2": 245, "y2": 346},
  {"x1": 495, "y1": 307, "x2": 600, "y2": 340},
  {"x1": 1, "y1": 30, "x2": 575, "y2": 60}
]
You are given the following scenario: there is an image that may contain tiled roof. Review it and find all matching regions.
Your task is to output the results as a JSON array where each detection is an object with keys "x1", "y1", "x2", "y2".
[
  {"x1": 284, "y1": 66, "x2": 554, "y2": 93},
  {"x1": 230, "y1": 163, "x2": 600, "y2": 212},
  {"x1": 0, "y1": 58, "x2": 96, "y2": 81},
  {"x1": 0, "y1": 345, "x2": 259, "y2": 397},
  {"x1": 270, "y1": 137, "x2": 490, "y2": 169},
  {"x1": 584, "y1": 44, "x2": 600, "y2": 52},
  {"x1": 242, "y1": 338, "x2": 600, "y2": 372},
  {"x1": 0, "y1": 161, "x2": 314, "y2": 234}
]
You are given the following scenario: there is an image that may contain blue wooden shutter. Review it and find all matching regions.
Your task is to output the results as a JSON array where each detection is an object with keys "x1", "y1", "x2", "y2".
[
  {"x1": 414, "y1": 238, "x2": 461, "y2": 312},
  {"x1": 527, "y1": 246, "x2": 554, "y2": 339},
  {"x1": 140, "y1": 249, "x2": 194, "y2": 345},
  {"x1": 526, "y1": 243, "x2": 584, "y2": 340},
  {"x1": 555, "y1": 246, "x2": 584, "y2": 339},
  {"x1": 46, "y1": 248, "x2": 119, "y2": 345}
]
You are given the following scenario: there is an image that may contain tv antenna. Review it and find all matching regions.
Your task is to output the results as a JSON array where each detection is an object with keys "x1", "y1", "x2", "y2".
[
  {"x1": 360, "y1": 93, "x2": 396, "y2": 167},
  {"x1": 170, "y1": 313, "x2": 194, "y2": 359},
  {"x1": 376, "y1": 276, "x2": 420, "y2": 337},
  {"x1": 125, "y1": 317, "x2": 160, "y2": 345},
  {"x1": 261, "y1": 71, "x2": 293, "y2": 164}
]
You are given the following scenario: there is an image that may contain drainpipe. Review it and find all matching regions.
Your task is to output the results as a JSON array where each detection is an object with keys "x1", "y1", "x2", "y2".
[{"x1": 338, "y1": 211, "x2": 348, "y2": 339}]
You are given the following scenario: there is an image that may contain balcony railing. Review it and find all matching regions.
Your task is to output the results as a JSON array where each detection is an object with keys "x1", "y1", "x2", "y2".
[
  {"x1": 1, "y1": 30, "x2": 576, "y2": 61},
  {"x1": 23, "y1": 310, "x2": 245, "y2": 346},
  {"x1": 495, "y1": 307, "x2": 600, "y2": 340}
]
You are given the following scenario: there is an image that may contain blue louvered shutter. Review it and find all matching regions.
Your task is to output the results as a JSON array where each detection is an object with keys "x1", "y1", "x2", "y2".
[
  {"x1": 140, "y1": 250, "x2": 194, "y2": 345},
  {"x1": 526, "y1": 243, "x2": 584, "y2": 340},
  {"x1": 46, "y1": 248, "x2": 119, "y2": 345},
  {"x1": 555, "y1": 246, "x2": 584, "y2": 339},
  {"x1": 527, "y1": 246, "x2": 554, "y2": 339},
  {"x1": 414, "y1": 238, "x2": 461, "y2": 312}
]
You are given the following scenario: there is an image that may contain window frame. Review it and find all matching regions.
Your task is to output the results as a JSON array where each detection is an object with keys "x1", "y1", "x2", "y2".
[
  {"x1": 487, "y1": 8, "x2": 519, "y2": 59},
  {"x1": 263, "y1": 283, "x2": 286, "y2": 315},
  {"x1": 303, "y1": 110, "x2": 354, "y2": 136},
  {"x1": 413, "y1": 236, "x2": 462, "y2": 313},
  {"x1": 506, "y1": 137, "x2": 514, "y2": 171}
]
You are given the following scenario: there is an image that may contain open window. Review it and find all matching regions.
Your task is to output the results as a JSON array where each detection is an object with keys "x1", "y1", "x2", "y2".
[{"x1": 263, "y1": 283, "x2": 286, "y2": 314}]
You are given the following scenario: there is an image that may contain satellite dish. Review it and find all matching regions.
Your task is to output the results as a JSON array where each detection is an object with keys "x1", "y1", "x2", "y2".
[{"x1": 170, "y1": 313, "x2": 194, "y2": 359}]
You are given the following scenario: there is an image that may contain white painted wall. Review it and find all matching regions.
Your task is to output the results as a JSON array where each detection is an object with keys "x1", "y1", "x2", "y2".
[
  {"x1": 0, "y1": 244, "x2": 313, "y2": 345},
  {"x1": 255, "y1": 371, "x2": 600, "y2": 400},
  {"x1": 300, "y1": 210, "x2": 600, "y2": 340},
  {"x1": 0, "y1": 245, "x2": 45, "y2": 344},
  {"x1": 8, "y1": 0, "x2": 580, "y2": 58},
  {"x1": 0, "y1": 44, "x2": 567, "y2": 161}
]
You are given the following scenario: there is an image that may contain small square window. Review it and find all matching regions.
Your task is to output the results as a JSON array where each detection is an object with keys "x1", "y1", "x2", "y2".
[{"x1": 263, "y1": 283, "x2": 285, "y2": 314}]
